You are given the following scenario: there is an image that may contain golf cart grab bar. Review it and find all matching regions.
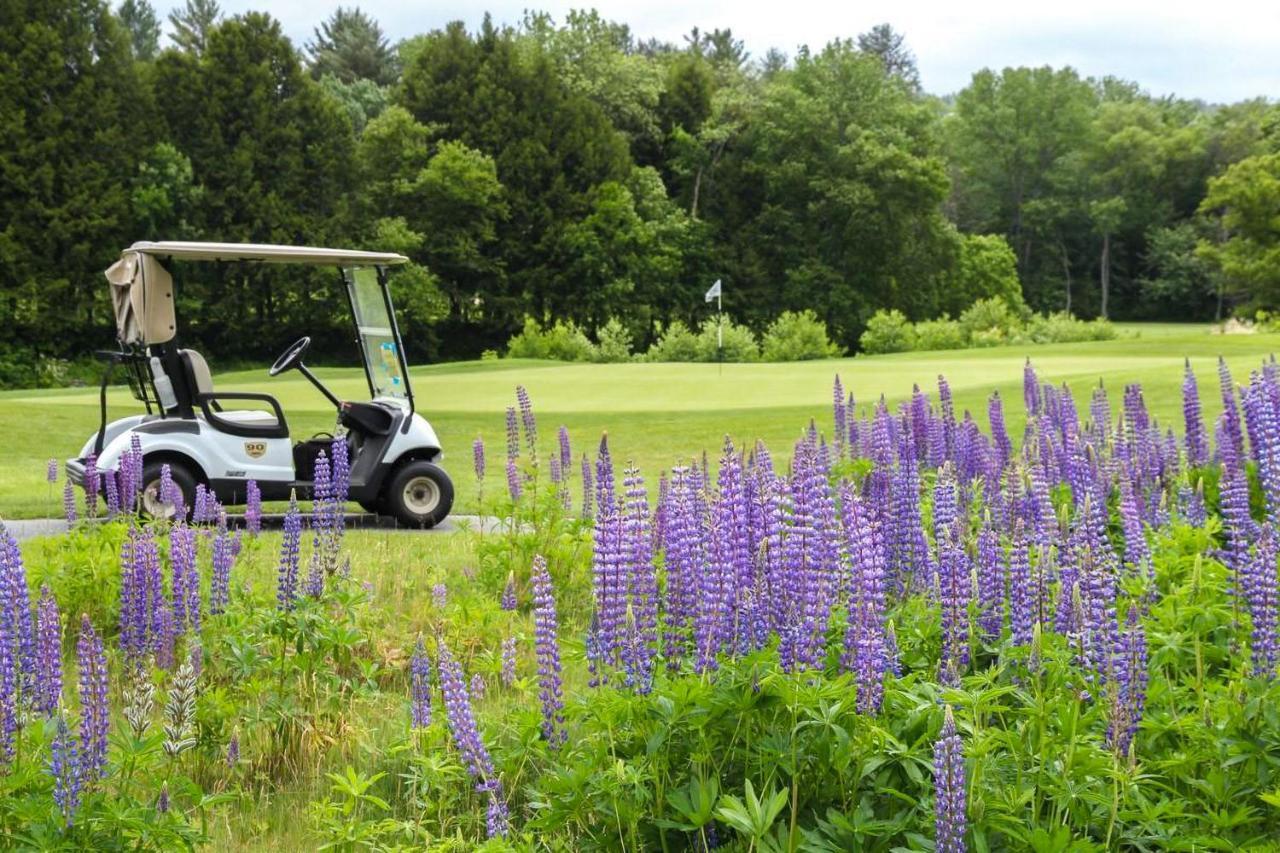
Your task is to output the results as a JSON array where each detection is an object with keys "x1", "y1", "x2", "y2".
[{"x1": 195, "y1": 392, "x2": 288, "y2": 439}]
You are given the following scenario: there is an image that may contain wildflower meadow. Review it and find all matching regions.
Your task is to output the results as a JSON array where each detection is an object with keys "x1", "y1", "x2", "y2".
[{"x1": 4, "y1": 357, "x2": 1280, "y2": 850}]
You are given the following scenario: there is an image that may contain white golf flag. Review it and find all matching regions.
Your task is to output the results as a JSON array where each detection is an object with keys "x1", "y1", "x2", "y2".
[{"x1": 704, "y1": 279, "x2": 722, "y2": 302}]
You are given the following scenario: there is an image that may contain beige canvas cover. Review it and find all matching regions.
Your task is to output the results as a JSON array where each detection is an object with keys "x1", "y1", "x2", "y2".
[{"x1": 105, "y1": 251, "x2": 175, "y2": 345}]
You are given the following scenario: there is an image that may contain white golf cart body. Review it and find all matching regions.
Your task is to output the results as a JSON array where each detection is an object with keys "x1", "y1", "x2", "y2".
[{"x1": 66, "y1": 241, "x2": 453, "y2": 526}]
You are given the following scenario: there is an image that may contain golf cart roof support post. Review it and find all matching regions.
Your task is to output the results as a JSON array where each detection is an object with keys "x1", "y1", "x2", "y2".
[
  {"x1": 340, "y1": 268, "x2": 377, "y2": 400},
  {"x1": 376, "y1": 264, "x2": 415, "y2": 422}
]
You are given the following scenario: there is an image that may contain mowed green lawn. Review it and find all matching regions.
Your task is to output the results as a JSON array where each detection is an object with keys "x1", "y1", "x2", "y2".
[{"x1": 1, "y1": 324, "x2": 1276, "y2": 520}]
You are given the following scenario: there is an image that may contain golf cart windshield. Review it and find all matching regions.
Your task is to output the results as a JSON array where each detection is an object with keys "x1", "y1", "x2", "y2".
[{"x1": 344, "y1": 266, "x2": 409, "y2": 401}]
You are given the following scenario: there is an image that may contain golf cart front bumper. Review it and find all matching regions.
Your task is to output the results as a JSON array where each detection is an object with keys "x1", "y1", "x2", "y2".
[{"x1": 65, "y1": 457, "x2": 87, "y2": 487}]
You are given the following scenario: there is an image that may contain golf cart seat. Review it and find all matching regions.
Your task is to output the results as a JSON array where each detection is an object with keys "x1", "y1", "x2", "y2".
[{"x1": 179, "y1": 349, "x2": 288, "y2": 438}]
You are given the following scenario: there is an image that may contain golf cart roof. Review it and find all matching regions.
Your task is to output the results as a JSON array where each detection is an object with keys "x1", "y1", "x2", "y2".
[
  {"x1": 127, "y1": 241, "x2": 408, "y2": 266},
  {"x1": 107, "y1": 241, "x2": 408, "y2": 346}
]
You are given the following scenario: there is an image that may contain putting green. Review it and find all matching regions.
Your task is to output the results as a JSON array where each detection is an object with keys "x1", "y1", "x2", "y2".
[{"x1": 2, "y1": 324, "x2": 1277, "y2": 520}]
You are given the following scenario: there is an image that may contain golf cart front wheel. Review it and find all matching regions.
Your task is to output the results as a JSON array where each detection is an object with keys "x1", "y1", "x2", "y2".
[
  {"x1": 385, "y1": 461, "x2": 453, "y2": 528},
  {"x1": 140, "y1": 460, "x2": 196, "y2": 520}
]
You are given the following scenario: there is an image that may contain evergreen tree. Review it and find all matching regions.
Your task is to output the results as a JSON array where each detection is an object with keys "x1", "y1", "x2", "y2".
[
  {"x1": 857, "y1": 23, "x2": 920, "y2": 90},
  {"x1": 119, "y1": 0, "x2": 161, "y2": 60},
  {"x1": 306, "y1": 6, "x2": 399, "y2": 86},
  {"x1": 168, "y1": 0, "x2": 221, "y2": 55}
]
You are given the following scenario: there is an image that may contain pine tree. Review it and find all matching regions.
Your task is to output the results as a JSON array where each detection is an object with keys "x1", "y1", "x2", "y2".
[{"x1": 167, "y1": 0, "x2": 221, "y2": 55}]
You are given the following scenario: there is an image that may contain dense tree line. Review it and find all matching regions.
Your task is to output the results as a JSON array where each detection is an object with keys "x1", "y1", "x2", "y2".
[{"x1": 2, "y1": 0, "x2": 1278, "y2": 377}]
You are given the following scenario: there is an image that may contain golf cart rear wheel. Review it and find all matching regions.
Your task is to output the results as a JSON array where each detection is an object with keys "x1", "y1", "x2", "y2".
[
  {"x1": 140, "y1": 460, "x2": 196, "y2": 520},
  {"x1": 385, "y1": 461, "x2": 453, "y2": 528}
]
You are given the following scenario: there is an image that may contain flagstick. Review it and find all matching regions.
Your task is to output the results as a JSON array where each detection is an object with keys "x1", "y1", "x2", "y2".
[{"x1": 717, "y1": 288, "x2": 723, "y2": 378}]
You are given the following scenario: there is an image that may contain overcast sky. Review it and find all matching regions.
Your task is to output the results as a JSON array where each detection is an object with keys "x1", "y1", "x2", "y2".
[{"x1": 158, "y1": 0, "x2": 1279, "y2": 103}]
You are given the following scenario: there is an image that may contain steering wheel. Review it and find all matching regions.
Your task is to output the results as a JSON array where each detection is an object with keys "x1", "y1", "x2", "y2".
[{"x1": 269, "y1": 336, "x2": 311, "y2": 377}]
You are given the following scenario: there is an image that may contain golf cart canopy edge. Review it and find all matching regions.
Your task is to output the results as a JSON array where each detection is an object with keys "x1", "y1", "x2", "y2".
[{"x1": 106, "y1": 241, "x2": 409, "y2": 346}]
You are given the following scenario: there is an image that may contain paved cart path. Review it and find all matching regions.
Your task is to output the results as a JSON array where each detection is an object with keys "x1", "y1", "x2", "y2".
[{"x1": 2, "y1": 513, "x2": 504, "y2": 543}]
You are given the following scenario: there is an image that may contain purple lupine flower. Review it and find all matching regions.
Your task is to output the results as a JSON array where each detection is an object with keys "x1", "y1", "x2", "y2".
[
  {"x1": 841, "y1": 489, "x2": 889, "y2": 714},
  {"x1": 506, "y1": 457, "x2": 522, "y2": 502},
  {"x1": 157, "y1": 783, "x2": 170, "y2": 815},
  {"x1": 1219, "y1": 449, "x2": 1254, "y2": 595},
  {"x1": 227, "y1": 730, "x2": 240, "y2": 767},
  {"x1": 119, "y1": 528, "x2": 163, "y2": 663},
  {"x1": 1, "y1": 527, "x2": 35, "y2": 701},
  {"x1": 516, "y1": 386, "x2": 537, "y2": 461},
  {"x1": 473, "y1": 437, "x2": 486, "y2": 483},
  {"x1": 0, "y1": 585, "x2": 14, "y2": 761},
  {"x1": 210, "y1": 514, "x2": 235, "y2": 615},
  {"x1": 437, "y1": 640, "x2": 496, "y2": 780},
  {"x1": 1108, "y1": 606, "x2": 1148, "y2": 757},
  {"x1": 306, "y1": 451, "x2": 333, "y2": 599},
  {"x1": 432, "y1": 583, "x2": 447, "y2": 610},
  {"x1": 470, "y1": 672, "x2": 487, "y2": 700},
  {"x1": 277, "y1": 497, "x2": 302, "y2": 611},
  {"x1": 531, "y1": 555, "x2": 566, "y2": 744},
  {"x1": 500, "y1": 573, "x2": 517, "y2": 611},
  {"x1": 47, "y1": 458, "x2": 59, "y2": 484},
  {"x1": 34, "y1": 585, "x2": 62, "y2": 716},
  {"x1": 505, "y1": 407, "x2": 520, "y2": 461},
  {"x1": 170, "y1": 522, "x2": 200, "y2": 635},
  {"x1": 104, "y1": 472, "x2": 120, "y2": 518},
  {"x1": 193, "y1": 483, "x2": 210, "y2": 525},
  {"x1": 331, "y1": 437, "x2": 351, "y2": 512},
  {"x1": 558, "y1": 425, "x2": 571, "y2": 475},
  {"x1": 77, "y1": 616, "x2": 109, "y2": 780},
  {"x1": 933, "y1": 706, "x2": 967, "y2": 853},
  {"x1": 1118, "y1": 479, "x2": 1151, "y2": 577},
  {"x1": 1219, "y1": 357, "x2": 1245, "y2": 464},
  {"x1": 1244, "y1": 527, "x2": 1278, "y2": 677},
  {"x1": 83, "y1": 454, "x2": 99, "y2": 519},
  {"x1": 1182, "y1": 360, "x2": 1208, "y2": 467},
  {"x1": 580, "y1": 453, "x2": 595, "y2": 521},
  {"x1": 1023, "y1": 359, "x2": 1040, "y2": 416},
  {"x1": 975, "y1": 524, "x2": 1003, "y2": 641},
  {"x1": 833, "y1": 375, "x2": 848, "y2": 458},
  {"x1": 888, "y1": 458, "x2": 929, "y2": 595},
  {"x1": 988, "y1": 392, "x2": 1012, "y2": 470},
  {"x1": 589, "y1": 436, "x2": 624, "y2": 682},
  {"x1": 410, "y1": 638, "x2": 432, "y2": 728},
  {"x1": 938, "y1": 532, "x2": 972, "y2": 685},
  {"x1": 63, "y1": 479, "x2": 77, "y2": 527},
  {"x1": 484, "y1": 780, "x2": 510, "y2": 839},
  {"x1": 622, "y1": 467, "x2": 658, "y2": 692},
  {"x1": 49, "y1": 716, "x2": 82, "y2": 826},
  {"x1": 938, "y1": 374, "x2": 957, "y2": 462},
  {"x1": 1007, "y1": 524, "x2": 1035, "y2": 646},
  {"x1": 500, "y1": 636, "x2": 517, "y2": 687},
  {"x1": 154, "y1": 603, "x2": 175, "y2": 670},
  {"x1": 245, "y1": 480, "x2": 262, "y2": 535}
]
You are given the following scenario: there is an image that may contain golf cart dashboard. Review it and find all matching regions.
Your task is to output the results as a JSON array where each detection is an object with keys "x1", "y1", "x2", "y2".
[{"x1": 339, "y1": 400, "x2": 396, "y2": 436}]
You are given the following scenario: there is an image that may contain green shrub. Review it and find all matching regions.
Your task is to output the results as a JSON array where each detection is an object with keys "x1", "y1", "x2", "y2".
[
  {"x1": 859, "y1": 309, "x2": 917, "y2": 354},
  {"x1": 946, "y1": 233, "x2": 1025, "y2": 315},
  {"x1": 593, "y1": 318, "x2": 634, "y2": 363},
  {"x1": 969, "y1": 326, "x2": 1007, "y2": 348},
  {"x1": 694, "y1": 316, "x2": 759, "y2": 362},
  {"x1": 1017, "y1": 312, "x2": 1118, "y2": 344},
  {"x1": 912, "y1": 316, "x2": 965, "y2": 351},
  {"x1": 761, "y1": 310, "x2": 843, "y2": 361},
  {"x1": 645, "y1": 320, "x2": 700, "y2": 362},
  {"x1": 959, "y1": 296, "x2": 1021, "y2": 342},
  {"x1": 505, "y1": 318, "x2": 596, "y2": 361}
]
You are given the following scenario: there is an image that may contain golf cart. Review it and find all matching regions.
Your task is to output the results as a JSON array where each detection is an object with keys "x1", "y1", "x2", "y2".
[{"x1": 65, "y1": 241, "x2": 454, "y2": 527}]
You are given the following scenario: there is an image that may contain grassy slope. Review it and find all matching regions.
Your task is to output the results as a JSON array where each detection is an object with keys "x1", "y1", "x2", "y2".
[{"x1": 1, "y1": 325, "x2": 1277, "y2": 519}]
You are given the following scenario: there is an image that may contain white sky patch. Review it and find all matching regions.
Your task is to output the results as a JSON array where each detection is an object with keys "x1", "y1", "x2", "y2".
[{"x1": 155, "y1": 0, "x2": 1280, "y2": 103}]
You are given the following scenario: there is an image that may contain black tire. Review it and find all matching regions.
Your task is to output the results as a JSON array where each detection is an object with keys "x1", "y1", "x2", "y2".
[
  {"x1": 384, "y1": 461, "x2": 453, "y2": 528},
  {"x1": 140, "y1": 459, "x2": 197, "y2": 520}
]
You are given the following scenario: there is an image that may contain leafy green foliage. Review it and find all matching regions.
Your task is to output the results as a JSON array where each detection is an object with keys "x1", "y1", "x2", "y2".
[
  {"x1": 761, "y1": 310, "x2": 844, "y2": 361},
  {"x1": 859, "y1": 310, "x2": 917, "y2": 354}
]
